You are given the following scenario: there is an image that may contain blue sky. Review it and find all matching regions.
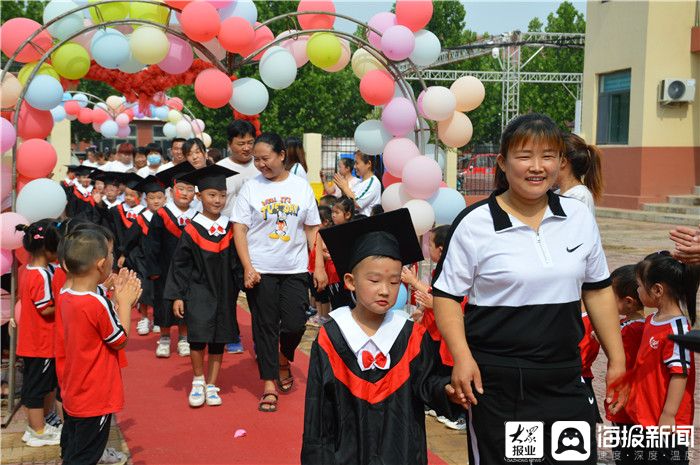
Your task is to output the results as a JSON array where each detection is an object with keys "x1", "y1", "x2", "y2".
[{"x1": 334, "y1": 1, "x2": 587, "y2": 35}]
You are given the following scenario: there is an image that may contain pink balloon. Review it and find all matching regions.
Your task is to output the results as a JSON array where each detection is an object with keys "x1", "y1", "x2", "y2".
[
  {"x1": 402, "y1": 156, "x2": 442, "y2": 200},
  {"x1": 421, "y1": 229, "x2": 431, "y2": 261},
  {"x1": 1, "y1": 160, "x2": 12, "y2": 201},
  {"x1": 360, "y1": 70, "x2": 395, "y2": 106},
  {"x1": 78, "y1": 107, "x2": 93, "y2": 124},
  {"x1": 92, "y1": 121, "x2": 102, "y2": 132},
  {"x1": 417, "y1": 90, "x2": 427, "y2": 118},
  {"x1": 15, "y1": 103, "x2": 53, "y2": 140},
  {"x1": 218, "y1": 17, "x2": 255, "y2": 53},
  {"x1": 279, "y1": 31, "x2": 309, "y2": 67},
  {"x1": 0, "y1": 212, "x2": 28, "y2": 250},
  {"x1": 181, "y1": 1, "x2": 221, "y2": 42},
  {"x1": 382, "y1": 171, "x2": 402, "y2": 188},
  {"x1": 115, "y1": 113, "x2": 129, "y2": 127},
  {"x1": 381, "y1": 25, "x2": 415, "y2": 61},
  {"x1": 1, "y1": 117, "x2": 16, "y2": 153},
  {"x1": 167, "y1": 97, "x2": 184, "y2": 111},
  {"x1": 383, "y1": 137, "x2": 421, "y2": 177},
  {"x1": 64, "y1": 100, "x2": 80, "y2": 116},
  {"x1": 396, "y1": 0, "x2": 433, "y2": 32},
  {"x1": 158, "y1": 34, "x2": 194, "y2": 75},
  {"x1": 239, "y1": 23, "x2": 273, "y2": 60},
  {"x1": 439, "y1": 181, "x2": 448, "y2": 188},
  {"x1": 0, "y1": 18, "x2": 54, "y2": 64},
  {"x1": 72, "y1": 19, "x2": 95, "y2": 54},
  {"x1": 194, "y1": 69, "x2": 232, "y2": 108},
  {"x1": 117, "y1": 125, "x2": 131, "y2": 138},
  {"x1": 206, "y1": 0, "x2": 233, "y2": 8},
  {"x1": 367, "y1": 12, "x2": 396, "y2": 49},
  {"x1": 194, "y1": 37, "x2": 227, "y2": 64},
  {"x1": 14, "y1": 300, "x2": 22, "y2": 324},
  {"x1": 17, "y1": 139, "x2": 57, "y2": 179},
  {"x1": 381, "y1": 97, "x2": 416, "y2": 137},
  {"x1": 0, "y1": 249, "x2": 12, "y2": 274},
  {"x1": 297, "y1": 0, "x2": 336, "y2": 30},
  {"x1": 92, "y1": 107, "x2": 109, "y2": 124}
]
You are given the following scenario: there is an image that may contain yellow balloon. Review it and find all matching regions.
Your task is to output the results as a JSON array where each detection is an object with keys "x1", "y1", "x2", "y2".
[
  {"x1": 306, "y1": 33, "x2": 341, "y2": 69},
  {"x1": 351, "y1": 48, "x2": 385, "y2": 79},
  {"x1": 17, "y1": 62, "x2": 60, "y2": 86},
  {"x1": 129, "y1": 0, "x2": 169, "y2": 28},
  {"x1": 89, "y1": 0, "x2": 128, "y2": 24},
  {"x1": 130, "y1": 27, "x2": 170, "y2": 65},
  {"x1": 51, "y1": 43, "x2": 91, "y2": 80},
  {"x1": 168, "y1": 109, "x2": 183, "y2": 123},
  {"x1": 1, "y1": 73, "x2": 23, "y2": 109}
]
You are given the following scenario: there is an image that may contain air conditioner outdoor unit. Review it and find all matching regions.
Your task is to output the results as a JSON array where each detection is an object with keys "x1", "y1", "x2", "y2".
[{"x1": 659, "y1": 79, "x2": 696, "y2": 104}]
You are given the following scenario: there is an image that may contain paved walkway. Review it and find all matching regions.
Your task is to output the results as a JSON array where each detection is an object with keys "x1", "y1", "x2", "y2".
[{"x1": 2, "y1": 217, "x2": 698, "y2": 465}]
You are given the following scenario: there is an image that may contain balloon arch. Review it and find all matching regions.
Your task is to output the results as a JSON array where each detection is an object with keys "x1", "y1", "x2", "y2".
[{"x1": 0, "y1": 0, "x2": 485, "y2": 413}]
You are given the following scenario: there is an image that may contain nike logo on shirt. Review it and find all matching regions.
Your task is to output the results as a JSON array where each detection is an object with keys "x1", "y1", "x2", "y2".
[{"x1": 567, "y1": 243, "x2": 583, "y2": 253}]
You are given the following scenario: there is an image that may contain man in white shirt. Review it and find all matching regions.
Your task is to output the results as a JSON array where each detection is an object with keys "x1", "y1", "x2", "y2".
[
  {"x1": 157, "y1": 138, "x2": 187, "y2": 173},
  {"x1": 217, "y1": 120, "x2": 259, "y2": 219},
  {"x1": 137, "y1": 143, "x2": 164, "y2": 177},
  {"x1": 101, "y1": 142, "x2": 135, "y2": 173}
]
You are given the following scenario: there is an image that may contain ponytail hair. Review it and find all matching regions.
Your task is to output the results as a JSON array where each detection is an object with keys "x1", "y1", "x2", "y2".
[
  {"x1": 563, "y1": 132, "x2": 604, "y2": 201},
  {"x1": 334, "y1": 196, "x2": 355, "y2": 220},
  {"x1": 15, "y1": 219, "x2": 53, "y2": 256},
  {"x1": 636, "y1": 251, "x2": 700, "y2": 326},
  {"x1": 355, "y1": 151, "x2": 384, "y2": 181}
]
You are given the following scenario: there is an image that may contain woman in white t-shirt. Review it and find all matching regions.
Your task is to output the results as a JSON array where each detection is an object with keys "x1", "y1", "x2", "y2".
[
  {"x1": 555, "y1": 132, "x2": 603, "y2": 216},
  {"x1": 324, "y1": 157, "x2": 360, "y2": 198},
  {"x1": 232, "y1": 133, "x2": 324, "y2": 413},
  {"x1": 285, "y1": 137, "x2": 308, "y2": 180},
  {"x1": 333, "y1": 151, "x2": 381, "y2": 216}
]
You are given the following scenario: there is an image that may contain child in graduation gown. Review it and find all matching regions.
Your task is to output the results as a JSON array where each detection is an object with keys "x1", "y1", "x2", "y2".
[
  {"x1": 163, "y1": 164, "x2": 241, "y2": 408},
  {"x1": 110, "y1": 173, "x2": 146, "y2": 258},
  {"x1": 117, "y1": 176, "x2": 166, "y2": 336},
  {"x1": 65, "y1": 165, "x2": 98, "y2": 220},
  {"x1": 301, "y1": 209, "x2": 460, "y2": 465},
  {"x1": 145, "y1": 162, "x2": 197, "y2": 358}
]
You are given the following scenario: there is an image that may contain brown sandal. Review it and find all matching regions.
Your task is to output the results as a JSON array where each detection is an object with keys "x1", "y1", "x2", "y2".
[
  {"x1": 277, "y1": 364, "x2": 294, "y2": 393},
  {"x1": 258, "y1": 391, "x2": 278, "y2": 412}
]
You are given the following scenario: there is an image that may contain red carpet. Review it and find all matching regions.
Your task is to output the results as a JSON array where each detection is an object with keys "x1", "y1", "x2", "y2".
[{"x1": 118, "y1": 309, "x2": 448, "y2": 465}]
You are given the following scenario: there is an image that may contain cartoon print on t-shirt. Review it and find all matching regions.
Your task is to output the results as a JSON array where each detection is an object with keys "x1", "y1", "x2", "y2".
[{"x1": 261, "y1": 196, "x2": 299, "y2": 242}]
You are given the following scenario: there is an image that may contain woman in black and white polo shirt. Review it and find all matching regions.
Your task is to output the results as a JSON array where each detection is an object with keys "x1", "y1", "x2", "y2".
[{"x1": 432, "y1": 114, "x2": 626, "y2": 464}]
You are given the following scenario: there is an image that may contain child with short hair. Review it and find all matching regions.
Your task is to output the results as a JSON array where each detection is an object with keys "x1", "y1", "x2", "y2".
[
  {"x1": 55, "y1": 229, "x2": 141, "y2": 465},
  {"x1": 323, "y1": 196, "x2": 355, "y2": 310},
  {"x1": 164, "y1": 164, "x2": 240, "y2": 408},
  {"x1": 607, "y1": 264, "x2": 646, "y2": 465},
  {"x1": 15, "y1": 219, "x2": 61, "y2": 447},
  {"x1": 306, "y1": 206, "x2": 333, "y2": 328},
  {"x1": 319, "y1": 195, "x2": 336, "y2": 208},
  {"x1": 302, "y1": 210, "x2": 459, "y2": 464},
  {"x1": 627, "y1": 252, "x2": 698, "y2": 464}
]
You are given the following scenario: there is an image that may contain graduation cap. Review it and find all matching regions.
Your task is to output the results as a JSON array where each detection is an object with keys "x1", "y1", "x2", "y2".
[
  {"x1": 135, "y1": 175, "x2": 165, "y2": 194},
  {"x1": 65, "y1": 164, "x2": 79, "y2": 173},
  {"x1": 178, "y1": 164, "x2": 238, "y2": 191},
  {"x1": 73, "y1": 165, "x2": 95, "y2": 177},
  {"x1": 319, "y1": 208, "x2": 424, "y2": 277},
  {"x1": 122, "y1": 172, "x2": 145, "y2": 191},
  {"x1": 155, "y1": 161, "x2": 195, "y2": 187},
  {"x1": 94, "y1": 171, "x2": 123, "y2": 187},
  {"x1": 669, "y1": 330, "x2": 700, "y2": 353}
]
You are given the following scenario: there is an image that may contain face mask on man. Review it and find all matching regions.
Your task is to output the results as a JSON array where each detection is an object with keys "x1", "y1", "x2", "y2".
[{"x1": 147, "y1": 154, "x2": 162, "y2": 166}]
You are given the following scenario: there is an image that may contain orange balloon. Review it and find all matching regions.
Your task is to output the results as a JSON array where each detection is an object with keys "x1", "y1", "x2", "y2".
[{"x1": 438, "y1": 112, "x2": 473, "y2": 148}]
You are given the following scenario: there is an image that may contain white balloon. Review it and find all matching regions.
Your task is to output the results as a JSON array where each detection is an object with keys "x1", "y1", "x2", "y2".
[
  {"x1": 201, "y1": 132, "x2": 212, "y2": 148},
  {"x1": 230, "y1": 78, "x2": 269, "y2": 116},
  {"x1": 409, "y1": 30, "x2": 441, "y2": 67},
  {"x1": 175, "y1": 120, "x2": 192, "y2": 138},
  {"x1": 43, "y1": 0, "x2": 84, "y2": 41},
  {"x1": 404, "y1": 199, "x2": 435, "y2": 235},
  {"x1": 422, "y1": 86, "x2": 456, "y2": 121},
  {"x1": 100, "y1": 120, "x2": 119, "y2": 138},
  {"x1": 118, "y1": 51, "x2": 145, "y2": 74},
  {"x1": 16, "y1": 179, "x2": 68, "y2": 222},
  {"x1": 192, "y1": 119, "x2": 205, "y2": 133},
  {"x1": 353, "y1": 119, "x2": 392, "y2": 156},
  {"x1": 381, "y1": 183, "x2": 413, "y2": 212},
  {"x1": 25, "y1": 75, "x2": 63, "y2": 111},
  {"x1": 162, "y1": 122, "x2": 177, "y2": 138},
  {"x1": 168, "y1": 109, "x2": 183, "y2": 123},
  {"x1": 219, "y1": 0, "x2": 257, "y2": 25},
  {"x1": 260, "y1": 46, "x2": 297, "y2": 90}
]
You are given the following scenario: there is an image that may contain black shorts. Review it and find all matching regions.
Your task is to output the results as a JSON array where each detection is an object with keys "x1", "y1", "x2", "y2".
[
  {"x1": 61, "y1": 411, "x2": 112, "y2": 465},
  {"x1": 308, "y1": 273, "x2": 330, "y2": 303},
  {"x1": 582, "y1": 376, "x2": 603, "y2": 423},
  {"x1": 21, "y1": 357, "x2": 57, "y2": 408}
]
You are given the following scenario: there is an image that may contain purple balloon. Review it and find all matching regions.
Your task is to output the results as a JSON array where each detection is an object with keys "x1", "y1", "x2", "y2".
[
  {"x1": 381, "y1": 97, "x2": 417, "y2": 137},
  {"x1": 117, "y1": 125, "x2": 131, "y2": 138},
  {"x1": 381, "y1": 25, "x2": 415, "y2": 61},
  {"x1": 367, "y1": 12, "x2": 396, "y2": 49},
  {"x1": 0, "y1": 117, "x2": 16, "y2": 153},
  {"x1": 383, "y1": 137, "x2": 421, "y2": 177},
  {"x1": 158, "y1": 35, "x2": 194, "y2": 75}
]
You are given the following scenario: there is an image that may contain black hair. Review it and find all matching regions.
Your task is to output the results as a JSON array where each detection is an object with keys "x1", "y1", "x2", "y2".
[
  {"x1": 171, "y1": 137, "x2": 186, "y2": 146},
  {"x1": 355, "y1": 151, "x2": 383, "y2": 179},
  {"x1": 562, "y1": 132, "x2": 603, "y2": 201},
  {"x1": 207, "y1": 148, "x2": 223, "y2": 163},
  {"x1": 333, "y1": 196, "x2": 355, "y2": 221},
  {"x1": 15, "y1": 219, "x2": 55, "y2": 256},
  {"x1": 69, "y1": 222, "x2": 114, "y2": 243},
  {"x1": 318, "y1": 205, "x2": 332, "y2": 225},
  {"x1": 495, "y1": 113, "x2": 565, "y2": 190},
  {"x1": 319, "y1": 194, "x2": 337, "y2": 207},
  {"x1": 182, "y1": 138, "x2": 207, "y2": 159},
  {"x1": 635, "y1": 251, "x2": 700, "y2": 325},
  {"x1": 136, "y1": 146, "x2": 149, "y2": 156},
  {"x1": 610, "y1": 264, "x2": 643, "y2": 308},
  {"x1": 227, "y1": 120, "x2": 256, "y2": 142},
  {"x1": 254, "y1": 132, "x2": 286, "y2": 156},
  {"x1": 352, "y1": 213, "x2": 368, "y2": 221},
  {"x1": 285, "y1": 137, "x2": 308, "y2": 172},
  {"x1": 43, "y1": 220, "x2": 64, "y2": 255},
  {"x1": 430, "y1": 224, "x2": 450, "y2": 249},
  {"x1": 146, "y1": 143, "x2": 163, "y2": 155},
  {"x1": 370, "y1": 205, "x2": 384, "y2": 216},
  {"x1": 58, "y1": 229, "x2": 111, "y2": 276},
  {"x1": 338, "y1": 157, "x2": 354, "y2": 172}
]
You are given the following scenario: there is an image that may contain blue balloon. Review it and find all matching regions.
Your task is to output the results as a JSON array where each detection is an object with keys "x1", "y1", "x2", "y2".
[
  {"x1": 101, "y1": 120, "x2": 119, "y2": 138},
  {"x1": 390, "y1": 284, "x2": 408, "y2": 311},
  {"x1": 62, "y1": 92, "x2": 73, "y2": 102},
  {"x1": 25, "y1": 75, "x2": 64, "y2": 111},
  {"x1": 154, "y1": 106, "x2": 170, "y2": 120},
  {"x1": 220, "y1": 0, "x2": 257, "y2": 25},
  {"x1": 51, "y1": 106, "x2": 67, "y2": 122},
  {"x1": 73, "y1": 93, "x2": 88, "y2": 108},
  {"x1": 90, "y1": 28, "x2": 130, "y2": 69},
  {"x1": 428, "y1": 187, "x2": 467, "y2": 225}
]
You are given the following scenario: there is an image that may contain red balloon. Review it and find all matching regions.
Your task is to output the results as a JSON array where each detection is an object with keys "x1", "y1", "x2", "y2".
[
  {"x1": 359, "y1": 70, "x2": 395, "y2": 106},
  {"x1": 0, "y1": 18, "x2": 54, "y2": 64},
  {"x1": 164, "y1": 0, "x2": 190, "y2": 9},
  {"x1": 16, "y1": 175, "x2": 31, "y2": 193},
  {"x1": 382, "y1": 171, "x2": 402, "y2": 187},
  {"x1": 15, "y1": 103, "x2": 53, "y2": 140},
  {"x1": 239, "y1": 23, "x2": 274, "y2": 61},
  {"x1": 166, "y1": 97, "x2": 184, "y2": 111},
  {"x1": 218, "y1": 17, "x2": 255, "y2": 53},
  {"x1": 17, "y1": 139, "x2": 57, "y2": 179},
  {"x1": 439, "y1": 181, "x2": 447, "y2": 188},
  {"x1": 64, "y1": 100, "x2": 80, "y2": 116},
  {"x1": 92, "y1": 107, "x2": 109, "y2": 124},
  {"x1": 297, "y1": 0, "x2": 336, "y2": 30},
  {"x1": 395, "y1": 0, "x2": 433, "y2": 32},
  {"x1": 181, "y1": 2, "x2": 221, "y2": 43},
  {"x1": 123, "y1": 108, "x2": 135, "y2": 120},
  {"x1": 78, "y1": 107, "x2": 93, "y2": 124},
  {"x1": 194, "y1": 69, "x2": 232, "y2": 108}
]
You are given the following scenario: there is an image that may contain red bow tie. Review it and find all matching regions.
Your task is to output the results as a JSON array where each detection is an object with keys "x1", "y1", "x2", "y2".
[
  {"x1": 361, "y1": 350, "x2": 388, "y2": 370},
  {"x1": 178, "y1": 217, "x2": 189, "y2": 226},
  {"x1": 126, "y1": 212, "x2": 137, "y2": 219},
  {"x1": 209, "y1": 225, "x2": 225, "y2": 235}
]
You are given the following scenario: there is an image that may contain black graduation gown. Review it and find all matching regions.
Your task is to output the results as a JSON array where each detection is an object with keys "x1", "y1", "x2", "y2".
[
  {"x1": 65, "y1": 185, "x2": 100, "y2": 222},
  {"x1": 301, "y1": 318, "x2": 456, "y2": 465},
  {"x1": 109, "y1": 204, "x2": 138, "y2": 255},
  {"x1": 163, "y1": 219, "x2": 240, "y2": 343},
  {"x1": 120, "y1": 210, "x2": 154, "y2": 307},
  {"x1": 143, "y1": 207, "x2": 187, "y2": 328}
]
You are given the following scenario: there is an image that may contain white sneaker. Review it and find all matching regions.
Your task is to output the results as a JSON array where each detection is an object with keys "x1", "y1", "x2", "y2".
[
  {"x1": 177, "y1": 339, "x2": 190, "y2": 357},
  {"x1": 205, "y1": 384, "x2": 222, "y2": 406},
  {"x1": 98, "y1": 447, "x2": 127, "y2": 465},
  {"x1": 136, "y1": 317, "x2": 150, "y2": 335},
  {"x1": 189, "y1": 379, "x2": 205, "y2": 407},
  {"x1": 21, "y1": 427, "x2": 30, "y2": 442},
  {"x1": 152, "y1": 325, "x2": 161, "y2": 334},
  {"x1": 155, "y1": 341, "x2": 170, "y2": 358},
  {"x1": 436, "y1": 415, "x2": 448, "y2": 424},
  {"x1": 443, "y1": 417, "x2": 467, "y2": 431},
  {"x1": 25, "y1": 425, "x2": 61, "y2": 447},
  {"x1": 424, "y1": 409, "x2": 437, "y2": 417}
]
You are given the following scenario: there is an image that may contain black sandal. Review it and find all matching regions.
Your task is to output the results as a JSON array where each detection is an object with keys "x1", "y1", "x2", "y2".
[
  {"x1": 277, "y1": 364, "x2": 294, "y2": 393},
  {"x1": 258, "y1": 391, "x2": 278, "y2": 412}
]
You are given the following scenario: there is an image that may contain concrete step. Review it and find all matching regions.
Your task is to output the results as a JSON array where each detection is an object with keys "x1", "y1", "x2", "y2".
[
  {"x1": 668, "y1": 194, "x2": 700, "y2": 206},
  {"x1": 642, "y1": 203, "x2": 700, "y2": 215},
  {"x1": 694, "y1": 186, "x2": 700, "y2": 195},
  {"x1": 596, "y1": 207, "x2": 699, "y2": 226}
]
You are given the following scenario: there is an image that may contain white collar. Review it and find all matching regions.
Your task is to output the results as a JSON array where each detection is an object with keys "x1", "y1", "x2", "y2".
[
  {"x1": 103, "y1": 198, "x2": 122, "y2": 208},
  {"x1": 192, "y1": 213, "x2": 230, "y2": 236},
  {"x1": 330, "y1": 306, "x2": 408, "y2": 358},
  {"x1": 142, "y1": 210, "x2": 153, "y2": 222},
  {"x1": 64, "y1": 178, "x2": 74, "y2": 185},
  {"x1": 75, "y1": 183, "x2": 93, "y2": 197},
  {"x1": 165, "y1": 201, "x2": 197, "y2": 220},
  {"x1": 123, "y1": 203, "x2": 144, "y2": 213}
]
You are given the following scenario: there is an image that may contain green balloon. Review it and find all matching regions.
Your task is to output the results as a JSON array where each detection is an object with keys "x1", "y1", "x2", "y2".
[
  {"x1": 306, "y1": 32, "x2": 342, "y2": 69},
  {"x1": 18, "y1": 62, "x2": 60, "y2": 85},
  {"x1": 51, "y1": 43, "x2": 91, "y2": 80},
  {"x1": 89, "y1": 0, "x2": 129, "y2": 24},
  {"x1": 129, "y1": 1, "x2": 169, "y2": 27}
]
